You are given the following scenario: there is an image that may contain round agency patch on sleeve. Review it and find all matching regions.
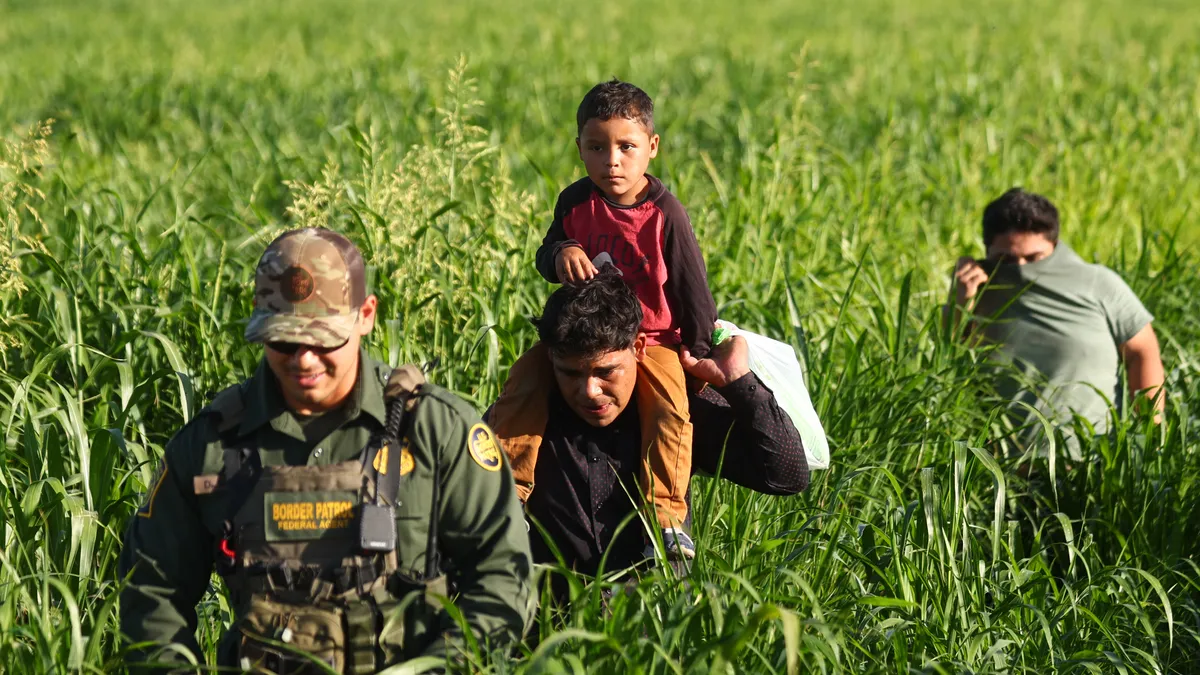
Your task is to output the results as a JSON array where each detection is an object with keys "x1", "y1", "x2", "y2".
[{"x1": 467, "y1": 423, "x2": 503, "y2": 472}]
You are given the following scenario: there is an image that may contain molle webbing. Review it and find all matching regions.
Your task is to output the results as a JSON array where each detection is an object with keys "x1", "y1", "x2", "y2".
[{"x1": 213, "y1": 365, "x2": 443, "y2": 673}]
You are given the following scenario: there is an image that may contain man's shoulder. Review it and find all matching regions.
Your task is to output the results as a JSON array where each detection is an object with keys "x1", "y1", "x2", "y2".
[
  {"x1": 1056, "y1": 254, "x2": 1138, "y2": 306},
  {"x1": 1085, "y1": 261, "x2": 1134, "y2": 290},
  {"x1": 202, "y1": 382, "x2": 249, "y2": 433},
  {"x1": 1083, "y1": 262, "x2": 1150, "y2": 326},
  {"x1": 161, "y1": 382, "x2": 247, "y2": 472},
  {"x1": 361, "y1": 356, "x2": 479, "y2": 433},
  {"x1": 412, "y1": 382, "x2": 483, "y2": 434}
]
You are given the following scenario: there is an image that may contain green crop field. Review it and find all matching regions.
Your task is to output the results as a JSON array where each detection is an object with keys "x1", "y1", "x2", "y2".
[{"x1": 2, "y1": 0, "x2": 1199, "y2": 671}]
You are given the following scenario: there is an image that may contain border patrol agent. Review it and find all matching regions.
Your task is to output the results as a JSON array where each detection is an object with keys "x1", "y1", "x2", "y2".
[{"x1": 118, "y1": 228, "x2": 533, "y2": 672}]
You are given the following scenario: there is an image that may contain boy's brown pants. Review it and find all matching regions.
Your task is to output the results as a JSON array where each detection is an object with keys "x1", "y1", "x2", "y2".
[{"x1": 489, "y1": 342, "x2": 693, "y2": 529}]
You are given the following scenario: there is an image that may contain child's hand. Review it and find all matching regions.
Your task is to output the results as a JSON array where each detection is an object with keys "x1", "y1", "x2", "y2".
[{"x1": 555, "y1": 246, "x2": 599, "y2": 285}]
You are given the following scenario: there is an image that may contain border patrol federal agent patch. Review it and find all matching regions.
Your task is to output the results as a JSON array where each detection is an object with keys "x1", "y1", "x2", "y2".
[
  {"x1": 468, "y1": 423, "x2": 502, "y2": 472},
  {"x1": 265, "y1": 490, "x2": 357, "y2": 542}
]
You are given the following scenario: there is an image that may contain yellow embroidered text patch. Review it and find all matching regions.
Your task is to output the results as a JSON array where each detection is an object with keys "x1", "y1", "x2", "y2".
[{"x1": 264, "y1": 491, "x2": 358, "y2": 541}]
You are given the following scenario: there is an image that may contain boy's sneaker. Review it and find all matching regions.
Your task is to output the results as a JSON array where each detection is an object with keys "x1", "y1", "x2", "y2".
[{"x1": 643, "y1": 527, "x2": 696, "y2": 560}]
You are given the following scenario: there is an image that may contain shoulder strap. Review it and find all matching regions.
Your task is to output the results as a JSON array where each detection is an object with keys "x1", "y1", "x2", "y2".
[
  {"x1": 368, "y1": 365, "x2": 425, "y2": 508},
  {"x1": 208, "y1": 383, "x2": 256, "y2": 508},
  {"x1": 208, "y1": 384, "x2": 245, "y2": 434},
  {"x1": 216, "y1": 425, "x2": 261, "y2": 575},
  {"x1": 221, "y1": 445, "x2": 262, "y2": 517},
  {"x1": 204, "y1": 384, "x2": 260, "y2": 566},
  {"x1": 366, "y1": 365, "x2": 444, "y2": 578}
]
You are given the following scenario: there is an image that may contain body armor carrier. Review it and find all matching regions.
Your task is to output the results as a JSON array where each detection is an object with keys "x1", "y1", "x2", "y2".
[{"x1": 214, "y1": 366, "x2": 443, "y2": 674}]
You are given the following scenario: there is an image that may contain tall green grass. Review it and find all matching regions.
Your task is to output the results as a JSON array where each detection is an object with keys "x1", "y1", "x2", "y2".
[{"x1": 2, "y1": 0, "x2": 1198, "y2": 671}]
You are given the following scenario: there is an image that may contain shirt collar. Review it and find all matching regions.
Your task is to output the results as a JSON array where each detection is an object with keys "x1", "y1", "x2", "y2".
[
  {"x1": 1027, "y1": 240, "x2": 1073, "y2": 268},
  {"x1": 356, "y1": 353, "x2": 389, "y2": 427},
  {"x1": 238, "y1": 349, "x2": 388, "y2": 440}
]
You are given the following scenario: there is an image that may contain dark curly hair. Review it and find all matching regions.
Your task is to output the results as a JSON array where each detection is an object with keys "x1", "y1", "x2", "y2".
[
  {"x1": 537, "y1": 268, "x2": 642, "y2": 358},
  {"x1": 982, "y1": 188, "x2": 1060, "y2": 246},
  {"x1": 576, "y1": 79, "x2": 655, "y2": 137}
]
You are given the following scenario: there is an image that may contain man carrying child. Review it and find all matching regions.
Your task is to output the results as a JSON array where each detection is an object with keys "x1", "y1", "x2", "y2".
[
  {"x1": 489, "y1": 79, "x2": 718, "y2": 558},
  {"x1": 491, "y1": 272, "x2": 808, "y2": 581}
]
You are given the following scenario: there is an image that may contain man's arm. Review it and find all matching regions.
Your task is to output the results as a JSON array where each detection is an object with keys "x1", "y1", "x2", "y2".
[
  {"x1": 418, "y1": 393, "x2": 533, "y2": 660},
  {"x1": 1096, "y1": 266, "x2": 1163, "y2": 415},
  {"x1": 1120, "y1": 323, "x2": 1165, "y2": 412},
  {"x1": 118, "y1": 427, "x2": 216, "y2": 666},
  {"x1": 660, "y1": 198, "x2": 718, "y2": 357},
  {"x1": 680, "y1": 337, "x2": 809, "y2": 494}
]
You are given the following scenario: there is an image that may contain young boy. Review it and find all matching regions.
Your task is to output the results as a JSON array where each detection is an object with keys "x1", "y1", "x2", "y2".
[{"x1": 490, "y1": 79, "x2": 717, "y2": 559}]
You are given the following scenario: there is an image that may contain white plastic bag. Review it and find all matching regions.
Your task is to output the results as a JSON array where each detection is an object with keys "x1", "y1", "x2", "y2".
[{"x1": 716, "y1": 320, "x2": 830, "y2": 470}]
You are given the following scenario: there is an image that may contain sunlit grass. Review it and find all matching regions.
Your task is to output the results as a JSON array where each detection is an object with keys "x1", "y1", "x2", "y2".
[{"x1": 1, "y1": 0, "x2": 1198, "y2": 672}]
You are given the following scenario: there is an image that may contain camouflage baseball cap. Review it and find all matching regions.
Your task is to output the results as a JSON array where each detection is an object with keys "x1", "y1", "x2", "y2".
[{"x1": 244, "y1": 228, "x2": 368, "y2": 348}]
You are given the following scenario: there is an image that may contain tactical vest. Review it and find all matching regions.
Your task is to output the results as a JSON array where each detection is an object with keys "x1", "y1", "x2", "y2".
[{"x1": 208, "y1": 366, "x2": 444, "y2": 674}]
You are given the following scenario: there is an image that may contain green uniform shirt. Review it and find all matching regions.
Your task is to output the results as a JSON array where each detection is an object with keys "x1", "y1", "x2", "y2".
[
  {"x1": 973, "y1": 243, "x2": 1153, "y2": 454},
  {"x1": 118, "y1": 351, "x2": 533, "y2": 667}
]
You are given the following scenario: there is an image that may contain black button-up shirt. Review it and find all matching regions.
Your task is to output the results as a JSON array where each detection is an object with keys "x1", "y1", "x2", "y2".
[{"x1": 525, "y1": 372, "x2": 809, "y2": 576}]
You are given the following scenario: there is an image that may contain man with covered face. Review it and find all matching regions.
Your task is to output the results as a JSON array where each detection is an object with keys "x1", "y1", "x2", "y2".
[{"x1": 947, "y1": 188, "x2": 1165, "y2": 456}]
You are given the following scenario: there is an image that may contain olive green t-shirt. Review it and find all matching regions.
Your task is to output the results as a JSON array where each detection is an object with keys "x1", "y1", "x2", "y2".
[{"x1": 973, "y1": 242, "x2": 1153, "y2": 453}]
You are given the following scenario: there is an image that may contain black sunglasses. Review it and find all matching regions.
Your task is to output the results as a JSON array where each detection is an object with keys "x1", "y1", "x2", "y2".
[{"x1": 266, "y1": 339, "x2": 350, "y2": 355}]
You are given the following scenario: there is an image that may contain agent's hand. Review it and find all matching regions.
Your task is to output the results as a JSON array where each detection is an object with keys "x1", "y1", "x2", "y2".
[
  {"x1": 556, "y1": 246, "x2": 599, "y2": 285},
  {"x1": 953, "y1": 257, "x2": 989, "y2": 306},
  {"x1": 680, "y1": 335, "x2": 750, "y2": 388}
]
